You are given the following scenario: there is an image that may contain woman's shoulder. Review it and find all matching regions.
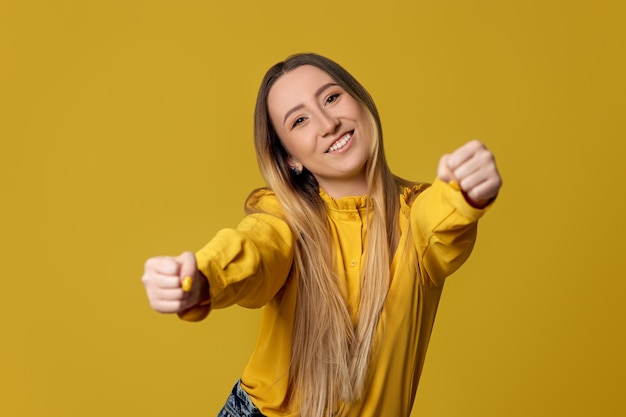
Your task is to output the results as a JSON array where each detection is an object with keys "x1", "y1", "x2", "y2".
[
  {"x1": 395, "y1": 176, "x2": 431, "y2": 208},
  {"x1": 394, "y1": 178, "x2": 431, "y2": 231},
  {"x1": 244, "y1": 187, "x2": 285, "y2": 219}
]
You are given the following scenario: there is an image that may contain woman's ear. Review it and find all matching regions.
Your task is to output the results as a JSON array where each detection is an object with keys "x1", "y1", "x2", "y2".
[
  {"x1": 287, "y1": 155, "x2": 303, "y2": 175},
  {"x1": 287, "y1": 155, "x2": 299, "y2": 170}
]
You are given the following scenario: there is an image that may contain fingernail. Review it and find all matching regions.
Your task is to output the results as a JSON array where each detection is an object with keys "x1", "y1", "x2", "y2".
[{"x1": 182, "y1": 276, "x2": 193, "y2": 292}]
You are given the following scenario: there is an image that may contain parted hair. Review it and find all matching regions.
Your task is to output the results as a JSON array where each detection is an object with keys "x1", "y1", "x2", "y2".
[{"x1": 251, "y1": 53, "x2": 409, "y2": 417}]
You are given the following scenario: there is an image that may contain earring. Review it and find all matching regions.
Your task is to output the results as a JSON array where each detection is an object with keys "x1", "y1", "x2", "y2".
[{"x1": 293, "y1": 166, "x2": 301, "y2": 175}]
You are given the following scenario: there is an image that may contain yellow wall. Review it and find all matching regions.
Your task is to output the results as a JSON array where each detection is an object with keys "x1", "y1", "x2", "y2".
[{"x1": 2, "y1": 1, "x2": 624, "y2": 415}]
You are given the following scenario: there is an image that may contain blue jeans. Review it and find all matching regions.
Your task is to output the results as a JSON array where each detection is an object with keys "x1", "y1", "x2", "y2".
[{"x1": 217, "y1": 380, "x2": 266, "y2": 417}]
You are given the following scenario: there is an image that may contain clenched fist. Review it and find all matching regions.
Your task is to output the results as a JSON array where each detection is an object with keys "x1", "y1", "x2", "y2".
[
  {"x1": 437, "y1": 140, "x2": 502, "y2": 208},
  {"x1": 142, "y1": 251, "x2": 207, "y2": 313}
]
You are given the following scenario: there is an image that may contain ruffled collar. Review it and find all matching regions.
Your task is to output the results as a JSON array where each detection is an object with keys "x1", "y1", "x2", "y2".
[
  {"x1": 318, "y1": 183, "x2": 429, "y2": 212},
  {"x1": 319, "y1": 188, "x2": 369, "y2": 211}
]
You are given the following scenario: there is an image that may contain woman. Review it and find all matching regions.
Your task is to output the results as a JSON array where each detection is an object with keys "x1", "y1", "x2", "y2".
[{"x1": 142, "y1": 53, "x2": 502, "y2": 417}]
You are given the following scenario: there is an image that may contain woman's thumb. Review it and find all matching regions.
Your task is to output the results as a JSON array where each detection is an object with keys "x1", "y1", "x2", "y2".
[
  {"x1": 175, "y1": 251, "x2": 197, "y2": 292},
  {"x1": 437, "y1": 154, "x2": 456, "y2": 183}
]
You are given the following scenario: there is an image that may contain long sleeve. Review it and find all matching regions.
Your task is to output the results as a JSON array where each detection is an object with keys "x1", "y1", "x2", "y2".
[
  {"x1": 179, "y1": 195, "x2": 295, "y2": 322},
  {"x1": 410, "y1": 178, "x2": 492, "y2": 286}
]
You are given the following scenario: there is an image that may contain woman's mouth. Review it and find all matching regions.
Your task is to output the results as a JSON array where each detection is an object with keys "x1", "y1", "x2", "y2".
[{"x1": 327, "y1": 131, "x2": 353, "y2": 153}]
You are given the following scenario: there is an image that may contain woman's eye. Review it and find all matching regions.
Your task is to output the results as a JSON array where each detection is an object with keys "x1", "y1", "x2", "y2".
[
  {"x1": 292, "y1": 117, "x2": 305, "y2": 128},
  {"x1": 325, "y1": 93, "x2": 340, "y2": 105}
]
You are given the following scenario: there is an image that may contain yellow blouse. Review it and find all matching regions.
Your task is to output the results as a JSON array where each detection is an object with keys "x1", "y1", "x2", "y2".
[{"x1": 180, "y1": 179, "x2": 489, "y2": 416}]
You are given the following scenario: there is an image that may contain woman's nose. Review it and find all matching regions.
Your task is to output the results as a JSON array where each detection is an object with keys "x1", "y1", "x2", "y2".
[{"x1": 317, "y1": 110, "x2": 340, "y2": 136}]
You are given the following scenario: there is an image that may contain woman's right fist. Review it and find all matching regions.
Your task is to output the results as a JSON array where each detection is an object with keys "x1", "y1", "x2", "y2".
[{"x1": 142, "y1": 251, "x2": 200, "y2": 313}]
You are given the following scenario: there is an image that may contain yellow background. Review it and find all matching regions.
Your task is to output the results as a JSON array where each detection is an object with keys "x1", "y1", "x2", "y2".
[{"x1": 2, "y1": 1, "x2": 625, "y2": 415}]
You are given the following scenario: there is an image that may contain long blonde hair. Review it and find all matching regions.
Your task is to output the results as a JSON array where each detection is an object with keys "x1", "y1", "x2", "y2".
[{"x1": 252, "y1": 53, "x2": 406, "y2": 417}]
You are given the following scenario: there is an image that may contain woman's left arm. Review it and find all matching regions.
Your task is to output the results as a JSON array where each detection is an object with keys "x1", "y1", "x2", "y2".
[{"x1": 411, "y1": 140, "x2": 502, "y2": 286}]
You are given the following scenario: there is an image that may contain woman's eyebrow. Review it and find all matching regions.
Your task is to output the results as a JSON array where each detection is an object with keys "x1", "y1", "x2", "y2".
[
  {"x1": 314, "y1": 82, "x2": 339, "y2": 98},
  {"x1": 283, "y1": 83, "x2": 340, "y2": 125}
]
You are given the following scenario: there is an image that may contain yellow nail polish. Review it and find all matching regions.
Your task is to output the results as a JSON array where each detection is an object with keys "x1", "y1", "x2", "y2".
[{"x1": 182, "y1": 276, "x2": 192, "y2": 292}]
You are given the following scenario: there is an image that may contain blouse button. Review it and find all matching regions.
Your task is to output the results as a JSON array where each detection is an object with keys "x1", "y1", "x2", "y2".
[
  {"x1": 350, "y1": 260, "x2": 357, "y2": 267},
  {"x1": 349, "y1": 213, "x2": 357, "y2": 221}
]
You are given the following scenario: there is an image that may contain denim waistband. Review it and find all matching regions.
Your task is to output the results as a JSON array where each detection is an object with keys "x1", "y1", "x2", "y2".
[{"x1": 217, "y1": 380, "x2": 266, "y2": 417}]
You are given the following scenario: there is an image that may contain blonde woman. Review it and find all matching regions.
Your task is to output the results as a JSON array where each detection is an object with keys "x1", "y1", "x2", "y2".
[{"x1": 142, "y1": 53, "x2": 502, "y2": 417}]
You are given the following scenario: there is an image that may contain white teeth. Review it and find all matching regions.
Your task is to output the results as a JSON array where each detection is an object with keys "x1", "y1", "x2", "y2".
[{"x1": 328, "y1": 133, "x2": 352, "y2": 152}]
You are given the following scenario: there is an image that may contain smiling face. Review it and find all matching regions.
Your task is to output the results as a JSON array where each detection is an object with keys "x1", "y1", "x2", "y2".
[{"x1": 267, "y1": 65, "x2": 373, "y2": 198}]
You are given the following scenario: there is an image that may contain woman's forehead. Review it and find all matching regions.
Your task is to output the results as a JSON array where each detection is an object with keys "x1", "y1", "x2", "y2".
[{"x1": 268, "y1": 66, "x2": 336, "y2": 109}]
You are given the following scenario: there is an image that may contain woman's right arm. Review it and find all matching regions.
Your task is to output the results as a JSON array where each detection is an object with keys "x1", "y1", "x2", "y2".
[
  {"x1": 141, "y1": 211, "x2": 295, "y2": 321},
  {"x1": 194, "y1": 212, "x2": 295, "y2": 310}
]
